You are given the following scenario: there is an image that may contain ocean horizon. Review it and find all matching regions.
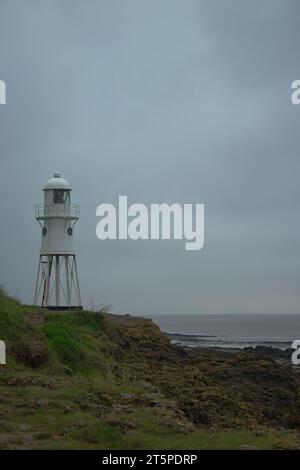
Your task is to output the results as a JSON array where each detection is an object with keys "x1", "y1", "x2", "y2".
[{"x1": 151, "y1": 314, "x2": 300, "y2": 350}]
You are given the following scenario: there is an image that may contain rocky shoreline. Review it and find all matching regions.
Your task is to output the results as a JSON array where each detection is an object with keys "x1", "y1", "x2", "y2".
[{"x1": 166, "y1": 333, "x2": 295, "y2": 365}]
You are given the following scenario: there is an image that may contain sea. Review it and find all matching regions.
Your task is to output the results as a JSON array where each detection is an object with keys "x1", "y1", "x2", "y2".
[{"x1": 152, "y1": 314, "x2": 300, "y2": 350}]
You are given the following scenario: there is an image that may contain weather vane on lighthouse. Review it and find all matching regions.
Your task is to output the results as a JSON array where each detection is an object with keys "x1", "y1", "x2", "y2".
[{"x1": 34, "y1": 172, "x2": 82, "y2": 310}]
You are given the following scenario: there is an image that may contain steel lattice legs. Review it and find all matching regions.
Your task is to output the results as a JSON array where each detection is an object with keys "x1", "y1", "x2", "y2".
[{"x1": 34, "y1": 254, "x2": 81, "y2": 308}]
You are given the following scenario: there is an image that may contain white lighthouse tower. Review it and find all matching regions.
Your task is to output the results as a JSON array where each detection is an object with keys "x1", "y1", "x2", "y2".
[{"x1": 34, "y1": 172, "x2": 82, "y2": 309}]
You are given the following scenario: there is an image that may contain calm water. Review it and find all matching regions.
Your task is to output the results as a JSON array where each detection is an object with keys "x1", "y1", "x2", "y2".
[{"x1": 152, "y1": 314, "x2": 300, "y2": 350}]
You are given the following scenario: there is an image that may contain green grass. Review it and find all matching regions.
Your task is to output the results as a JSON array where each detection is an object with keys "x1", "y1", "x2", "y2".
[
  {"x1": 42, "y1": 323, "x2": 87, "y2": 372},
  {"x1": 122, "y1": 429, "x2": 299, "y2": 450},
  {"x1": 0, "y1": 287, "x2": 28, "y2": 342},
  {"x1": 41, "y1": 311, "x2": 106, "y2": 374}
]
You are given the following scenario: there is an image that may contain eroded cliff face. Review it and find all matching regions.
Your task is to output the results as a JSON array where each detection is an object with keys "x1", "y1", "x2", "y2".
[{"x1": 101, "y1": 313, "x2": 300, "y2": 429}]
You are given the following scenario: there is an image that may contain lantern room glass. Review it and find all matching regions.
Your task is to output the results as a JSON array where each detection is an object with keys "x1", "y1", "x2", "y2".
[{"x1": 53, "y1": 189, "x2": 71, "y2": 204}]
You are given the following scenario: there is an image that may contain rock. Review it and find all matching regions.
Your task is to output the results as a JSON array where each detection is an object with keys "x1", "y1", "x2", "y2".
[
  {"x1": 18, "y1": 424, "x2": 31, "y2": 432},
  {"x1": 36, "y1": 399, "x2": 48, "y2": 407},
  {"x1": 33, "y1": 399, "x2": 48, "y2": 409},
  {"x1": 106, "y1": 418, "x2": 137, "y2": 431},
  {"x1": 255, "y1": 430, "x2": 266, "y2": 436},
  {"x1": 240, "y1": 445, "x2": 257, "y2": 450},
  {"x1": 63, "y1": 366, "x2": 74, "y2": 376},
  {"x1": 177, "y1": 420, "x2": 195, "y2": 434},
  {"x1": 119, "y1": 392, "x2": 136, "y2": 401},
  {"x1": 10, "y1": 340, "x2": 48, "y2": 368},
  {"x1": 7, "y1": 376, "x2": 57, "y2": 389},
  {"x1": 180, "y1": 399, "x2": 213, "y2": 425}
]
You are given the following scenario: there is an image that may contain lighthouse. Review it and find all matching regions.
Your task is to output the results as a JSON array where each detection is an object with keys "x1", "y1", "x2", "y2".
[{"x1": 34, "y1": 172, "x2": 82, "y2": 309}]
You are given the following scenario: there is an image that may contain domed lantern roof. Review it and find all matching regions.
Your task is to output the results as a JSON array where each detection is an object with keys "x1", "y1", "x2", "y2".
[{"x1": 43, "y1": 172, "x2": 71, "y2": 191}]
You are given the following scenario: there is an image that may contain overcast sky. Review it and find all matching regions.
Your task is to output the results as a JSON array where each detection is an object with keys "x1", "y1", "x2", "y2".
[{"x1": 0, "y1": 0, "x2": 299, "y2": 315}]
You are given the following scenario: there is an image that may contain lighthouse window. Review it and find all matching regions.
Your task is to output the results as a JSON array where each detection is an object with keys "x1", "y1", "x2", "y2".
[
  {"x1": 64, "y1": 192, "x2": 71, "y2": 204},
  {"x1": 53, "y1": 189, "x2": 65, "y2": 204}
]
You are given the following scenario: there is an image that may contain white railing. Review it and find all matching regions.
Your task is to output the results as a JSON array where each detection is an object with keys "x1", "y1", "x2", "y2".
[{"x1": 35, "y1": 204, "x2": 80, "y2": 219}]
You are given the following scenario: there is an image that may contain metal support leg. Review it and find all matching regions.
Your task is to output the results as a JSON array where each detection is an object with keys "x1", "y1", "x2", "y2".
[
  {"x1": 73, "y1": 255, "x2": 82, "y2": 306},
  {"x1": 34, "y1": 255, "x2": 41, "y2": 305},
  {"x1": 65, "y1": 255, "x2": 71, "y2": 307},
  {"x1": 55, "y1": 255, "x2": 60, "y2": 307},
  {"x1": 44, "y1": 255, "x2": 52, "y2": 307}
]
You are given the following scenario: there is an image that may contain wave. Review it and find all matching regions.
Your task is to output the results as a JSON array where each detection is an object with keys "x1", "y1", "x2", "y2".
[{"x1": 166, "y1": 332, "x2": 292, "y2": 350}]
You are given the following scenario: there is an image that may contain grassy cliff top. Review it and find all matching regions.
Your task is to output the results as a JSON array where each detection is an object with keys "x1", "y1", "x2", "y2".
[{"x1": 0, "y1": 288, "x2": 300, "y2": 450}]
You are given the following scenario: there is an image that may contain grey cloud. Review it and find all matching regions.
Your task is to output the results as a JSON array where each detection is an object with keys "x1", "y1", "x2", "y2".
[{"x1": 0, "y1": 0, "x2": 299, "y2": 314}]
